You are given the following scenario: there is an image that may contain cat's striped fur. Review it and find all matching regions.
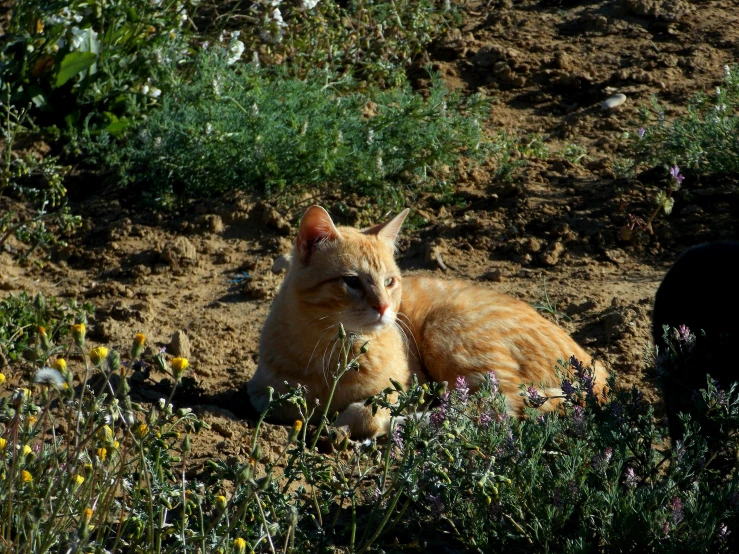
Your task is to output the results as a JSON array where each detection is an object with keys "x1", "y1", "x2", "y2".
[{"x1": 248, "y1": 206, "x2": 608, "y2": 437}]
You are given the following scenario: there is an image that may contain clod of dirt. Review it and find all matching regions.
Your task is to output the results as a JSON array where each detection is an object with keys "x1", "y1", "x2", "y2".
[
  {"x1": 539, "y1": 240, "x2": 565, "y2": 266},
  {"x1": 196, "y1": 214, "x2": 224, "y2": 234},
  {"x1": 169, "y1": 330, "x2": 192, "y2": 359},
  {"x1": 242, "y1": 279, "x2": 274, "y2": 300},
  {"x1": 425, "y1": 240, "x2": 449, "y2": 271},
  {"x1": 481, "y1": 269, "x2": 506, "y2": 282},
  {"x1": 601, "y1": 93, "x2": 627, "y2": 109},
  {"x1": 261, "y1": 207, "x2": 291, "y2": 236},
  {"x1": 619, "y1": 0, "x2": 691, "y2": 21},
  {"x1": 160, "y1": 236, "x2": 198, "y2": 269}
]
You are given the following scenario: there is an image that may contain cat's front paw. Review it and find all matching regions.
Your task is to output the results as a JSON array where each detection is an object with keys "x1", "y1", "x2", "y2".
[
  {"x1": 247, "y1": 383, "x2": 271, "y2": 414},
  {"x1": 335, "y1": 402, "x2": 391, "y2": 439}
]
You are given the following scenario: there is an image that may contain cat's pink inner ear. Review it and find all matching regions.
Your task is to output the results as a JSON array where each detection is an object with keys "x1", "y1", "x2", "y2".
[
  {"x1": 364, "y1": 208, "x2": 410, "y2": 245},
  {"x1": 296, "y1": 206, "x2": 341, "y2": 261}
]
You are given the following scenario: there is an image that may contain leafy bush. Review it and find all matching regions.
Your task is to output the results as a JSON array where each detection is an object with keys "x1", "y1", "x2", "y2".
[
  {"x1": 228, "y1": 0, "x2": 462, "y2": 87},
  {"x1": 0, "y1": 0, "x2": 197, "y2": 136},
  {"x1": 97, "y1": 51, "x2": 490, "y2": 208},
  {"x1": 2, "y1": 317, "x2": 737, "y2": 553},
  {"x1": 621, "y1": 64, "x2": 739, "y2": 236},
  {"x1": 631, "y1": 64, "x2": 739, "y2": 178},
  {"x1": 0, "y1": 291, "x2": 92, "y2": 365},
  {"x1": 1, "y1": 93, "x2": 81, "y2": 261}
]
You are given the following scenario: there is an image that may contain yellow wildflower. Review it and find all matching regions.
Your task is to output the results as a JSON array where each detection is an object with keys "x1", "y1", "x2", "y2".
[
  {"x1": 71, "y1": 323, "x2": 86, "y2": 348},
  {"x1": 131, "y1": 333, "x2": 146, "y2": 359},
  {"x1": 74, "y1": 474, "x2": 85, "y2": 486},
  {"x1": 0, "y1": 373, "x2": 5, "y2": 386},
  {"x1": 22, "y1": 445, "x2": 32, "y2": 456},
  {"x1": 53, "y1": 358, "x2": 67, "y2": 372},
  {"x1": 38, "y1": 326, "x2": 46, "y2": 337},
  {"x1": 0, "y1": 438, "x2": 6, "y2": 451},
  {"x1": 98, "y1": 425, "x2": 113, "y2": 440},
  {"x1": 21, "y1": 470, "x2": 32, "y2": 482},
  {"x1": 171, "y1": 357, "x2": 189, "y2": 379},
  {"x1": 113, "y1": 440, "x2": 120, "y2": 450},
  {"x1": 83, "y1": 507, "x2": 93, "y2": 523},
  {"x1": 233, "y1": 538, "x2": 247, "y2": 554},
  {"x1": 215, "y1": 495, "x2": 228, "y2": 510},
  {"x1": 96, "y1": 447, "x2": 107, "y2": 461},
  {"x1": 28, "y1": 416, "x2": 36, "y2": 426},
  {"x1": 135, "y1": 423, "x2": 148, "y2": 438},
  {"x1": 89, "y1": 346, "x2": 109, "y2": 365}
]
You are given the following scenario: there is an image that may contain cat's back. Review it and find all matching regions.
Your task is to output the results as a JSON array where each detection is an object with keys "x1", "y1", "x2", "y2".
[{"x1": 400, "y1": 275, "x2": 602, "y2": 412}]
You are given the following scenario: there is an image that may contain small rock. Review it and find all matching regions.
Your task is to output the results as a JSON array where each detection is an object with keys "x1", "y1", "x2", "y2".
[
  {"x1": 211, "y1": 421, "x2": 234, "y2": 439},
  {"x1": 481, "y1": 269, "x2": 506, "y2": 282},
  {"x1": 271, "y1": 254, "x2": 292, "y2": 274},
  {"x1": 601, "y1": 93, "x2": 627, "y2": 109},
  {"x1": 169, "y1": 330, "x2": 192, "y2": 359},
  {"x1": 604, "y1": 248, "x2": 627, "y2": 265},
  {"x1": 539, "y1": 241, "x2": 565, "y2": 266}
]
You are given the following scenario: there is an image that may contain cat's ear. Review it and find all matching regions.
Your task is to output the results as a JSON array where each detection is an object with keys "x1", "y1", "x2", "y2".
[
  {"x1": 296, "y1": 206, "x2": 341, "y2": 262},
  {"x1": 364, "y1": 208, "x2": 409, "y2": 247}
]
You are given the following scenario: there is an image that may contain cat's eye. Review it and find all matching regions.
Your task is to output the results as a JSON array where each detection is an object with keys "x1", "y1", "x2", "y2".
[
  {"x1": 384, "y1": 277, "x2": 396, "y2": 288},
  {"x1": 342, "y1": 276, "x2": 362, "y2": 289}
]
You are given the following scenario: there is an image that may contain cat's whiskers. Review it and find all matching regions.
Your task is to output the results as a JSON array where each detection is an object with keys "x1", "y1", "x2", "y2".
[
  {"x1": 305, "y1": 323, "x2": 339, "y2": 374},
  {"x1": 323, "y1": 335, "x2": 344, "y2": 386},
  {"x1": 395, "y1": 312, "x2": 420, "y2": 359}
]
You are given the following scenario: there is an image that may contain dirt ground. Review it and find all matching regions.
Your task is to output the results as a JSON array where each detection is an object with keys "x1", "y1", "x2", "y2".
[{"x1": 2, "y1": 0, "x2": 738, "y2": 467}]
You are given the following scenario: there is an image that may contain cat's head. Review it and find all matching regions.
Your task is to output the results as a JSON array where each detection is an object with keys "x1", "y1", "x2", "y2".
[{"x1": 286, "y1": 205, "x2": 409, "y2": 335}]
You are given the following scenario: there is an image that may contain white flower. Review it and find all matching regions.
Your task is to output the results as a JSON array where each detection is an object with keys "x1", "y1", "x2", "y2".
[
  {"x1": 205, "y1": 123, "x2": 213, "y2": 135},
  {"x1": 725, "y1": 65, "x2": 731, "y2": 78},
  {"x1": 367, "y1": 129, "x2": 374, "y2": 144},
  {"x1": 141, "y1": 84, "x2": 150, "y2": 95},
  {"x1": 251, "y1": 103, "x2": 259, "y2": 116},
  {"x1": 268, "y1": 0, "x2": 282, "y2": 6},
  {"x1": 271, "y1": 8, "x2": 286, "y2": 27},
  {"x1": 149, "y1": 87, "x2": 162, "y2": 98},
  {"x1": 232, "y1": 30, "x2": 241, "y2": 39},
  {"x1": 715, "y1": 86, "x2": 721, "y2": 96},
  {"x1": 34, "y1": 368, "x2": 65, "y2": 387},
  {"x1": 73, "y1": 13, "x2": 83, "y2": 23},
  {"x1": 227, "y1": 39, "x2": 245, "y2": 65},
  {"x1": 26, "y1": 44, "x2": 34, "y2": 53},
  {"x1": 300, "y1": 0, "x2": 321, "y2": 8},
  {"x1": 212, "y1": 79, "x2": 221, "y2": 98},
  {"x1": 69, "y1": 27, "x2": 97, "y2": 51}
]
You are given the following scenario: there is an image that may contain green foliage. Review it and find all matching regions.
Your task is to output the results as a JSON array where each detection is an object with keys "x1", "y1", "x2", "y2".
[
  {"x1": 631, "y1": 64, "x2": 739, "y2": 177},
  {"x1": 0, "y1": 291, "x2": 92, "y2": 364},
  {"x1": 0, "y1": 0, "x2": 196, "y2": 135},
  {"x1": 225, "y1": 0, "x2": 462, "y2": 87},
  {"x1": 97, "y1": 51, "x2": 490, "y2": 208},
  {"x1": 1, "y1": 91, "x2": 81, "y2": 261},
  {"x1": 3, "y1": 318, "x2": 738, "y2": 553}
]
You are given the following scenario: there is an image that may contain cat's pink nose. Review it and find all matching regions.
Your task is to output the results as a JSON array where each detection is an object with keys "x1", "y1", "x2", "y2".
[{"x1": 375, "y1": 303, "x2": 389, "y2": 316}]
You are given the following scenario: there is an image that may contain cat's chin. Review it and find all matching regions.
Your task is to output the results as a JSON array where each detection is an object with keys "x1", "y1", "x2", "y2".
[{"x1": 344, "y1": 319, "x2": 394, "y2": 336}]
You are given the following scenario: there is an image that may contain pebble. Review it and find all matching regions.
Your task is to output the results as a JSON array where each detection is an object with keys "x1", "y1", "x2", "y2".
[{"x1": 601, "y1": 93, "x2": 626, "y2": 109}]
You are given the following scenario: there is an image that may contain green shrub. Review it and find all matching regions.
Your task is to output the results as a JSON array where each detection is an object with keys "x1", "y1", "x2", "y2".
[
  {"x1": 631, "y1": 64, "x2": 739, "y2": 177},
  {"x1": 0, "y1": 291, "x2": 92, "y2": 365},
  {"x1": 2, "y1": 318, "x2": 737, "y2": 553},
  {"x1": 0, "y1": 0, "x2": 197, "y2": 136},
  {"x1": 215, "y1": 0, "x2": 462, "y2": 87},
  {"x1": 97, "y1": 51, "x2": 490, "y2": 209}
]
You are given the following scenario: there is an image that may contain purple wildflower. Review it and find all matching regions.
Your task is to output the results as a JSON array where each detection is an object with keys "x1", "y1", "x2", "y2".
[
  {"x1": 718, "y1": 523, "x2": 731, "y2": 543},
  {"x1": 638, "y1": 127, "x2": 645, "y2": 138},
  {"x1": 669, "y1": 496, "x2": 684, "y2": 525},
  {"x1": 593, "y1": 447, "x2": 613, "y2": 471},
  {"x1": 479, "y1": 411, "x2": 493, "y2": 428},
  {"x1": 526, "y1": 386, "x2": 546, "y2": 408},
  {"x1": 570, "y1": 356, "x2": 585, "y2": 374},
  {"x1": 428, "y1": 494, "x2": 444, "y2": 516},
  {"x1": 392, "y1": 423, "x2": 404, "y2": 451},
  {"x1": 669, "y1": 164, "x2": 685, "y2": 184},
  {"x1": 455, "y1": 376, "x2": 470, "y2": 404},
  {"x1": 624, "y1": 467, "x2": 639, "y2": 489},
  {"x1": 663, "y1": 521, "x2": 671, "y2": 536},
  {"x1": 430, "y1": 392, "x2": 449, "y2": 428},
  {"x1": 677, "y1": 324, "x2": 691, "y2": 342},
  {"x1": 611, "y1": 401, "x2": 624, "y2": 424},
  {"x1": 561, "y1": 379, "x2": 576, "y2": 397},
  {"x1": 486, "y1": 371, "x2": 500, "y2": 393},
  {"x1": 572, "y1": 405, "x2": 585, "y2": 432}
]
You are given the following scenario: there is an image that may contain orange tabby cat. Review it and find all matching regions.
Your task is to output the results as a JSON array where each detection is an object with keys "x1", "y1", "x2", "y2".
[{"x1": 248, "y1": 206, "x2": 608, "y2": 438}]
